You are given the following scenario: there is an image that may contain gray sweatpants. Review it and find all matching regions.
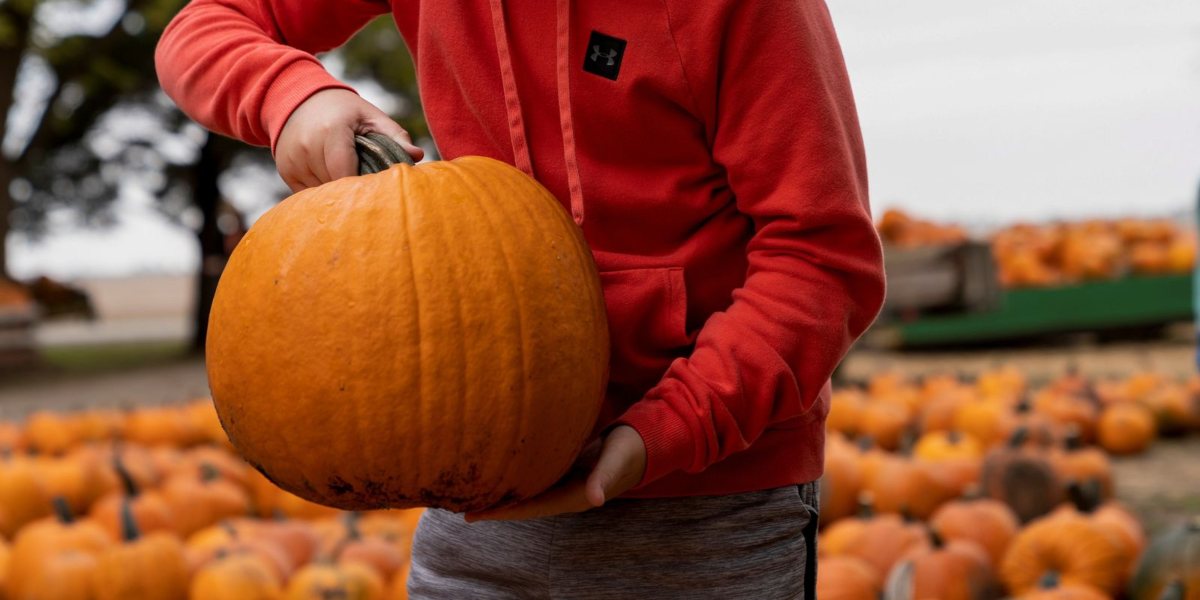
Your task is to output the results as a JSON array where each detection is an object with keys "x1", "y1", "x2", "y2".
[{"x1": 408, "y1": 482, "x2": 820, "y2": 599}]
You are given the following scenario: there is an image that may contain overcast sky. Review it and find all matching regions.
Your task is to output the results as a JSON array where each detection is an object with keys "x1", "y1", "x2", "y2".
[
  {"x1": 831, "y1": 0, "x2": 1200, "y2": 225},
  {"x1": 10, "y1": 0, "x2": 1200, "y2": 279}
]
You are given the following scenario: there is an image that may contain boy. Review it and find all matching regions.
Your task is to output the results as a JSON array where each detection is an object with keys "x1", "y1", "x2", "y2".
[{"x1": 156, "y1": 1, "x2": 885, "y2": 597}]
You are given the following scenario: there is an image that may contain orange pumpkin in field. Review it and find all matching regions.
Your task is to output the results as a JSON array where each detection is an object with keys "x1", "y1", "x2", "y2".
[
  {"x1": 980, "y1": 429, "x2": 1064, "y2": 523},
  {"x1": 858, "y1": 402, "x2": 911, "y2": 452},
  {"x1": 817, "y1": 555, "x2": 881, "y2": 600},
  {"x1": 207, "y1": 142, "x2": 609, "y2": 512},
  {"x1": 820, "y1": 437, "x2": 864, "y2": 524},
  {"x1": 1017, "y1": 574, "x2": 1110, "y2": 600},
  {"x1": 1097, "y1": 403, "x2": 1156, "y2": 455},
  {"x1": 1048, "y1": 428, "x2": 1114, "y2": 499},
  {"x1": 913, "y1": 430, "x2": 983, "y2": 463},
  {"x1": 827, "y1": 389, "x2": 867, "y2": 437},
  {"x1": 884, "y1": 531, "x2": 999, "y2": 600},
  {"x1": 820, "y1": 497, "x2": 930, "y2": 579},
  {"x1": 1140, "y1": 384, "x2": 1199, "y2": 436},
  {"x1": 930, "y1": 497, "x2": 1020, "y2": 567},
  {"x1": 953, "y1": 396, "x2": 1015, "y2": 448},
  {"x1": 865, "y1": 456, "x2": 959, "y2": 520},
  {"x1": 1049, "y1": 481, "x2": 1146, "y2": 581},
  {"x1": 1001, "y1": 511, "x2": 1128, "y2": 596}
]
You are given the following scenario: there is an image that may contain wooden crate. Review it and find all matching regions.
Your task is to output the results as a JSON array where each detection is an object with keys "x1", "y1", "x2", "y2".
[
  {"x1": 0, "y1": 303, "x2": 37, "y2": 368},
  {"x1": 880, "y1": 241, "x2": 1001, "y2": 318}
]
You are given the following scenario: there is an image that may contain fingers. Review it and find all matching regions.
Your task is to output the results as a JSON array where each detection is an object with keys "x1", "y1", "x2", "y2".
[
  {"x1": 275, "y1": 88, "x2": 424, "y2": 193},
  {"x1": 363, "y1": 115, "x2": 425, "y2": 162},
  {"x1": 323, "y1": 128, "x2": 358, "y2": 181},
  {"x1": 278, "y1": 154, "x2": 323, "y2": 194}
]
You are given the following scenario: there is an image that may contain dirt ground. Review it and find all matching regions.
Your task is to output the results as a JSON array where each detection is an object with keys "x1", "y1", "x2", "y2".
[{"x1": 1, "y1": 340, "x2": 1197, "y2": 534}]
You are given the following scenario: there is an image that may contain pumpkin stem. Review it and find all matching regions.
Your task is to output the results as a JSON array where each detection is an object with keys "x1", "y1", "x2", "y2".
[
  {"x1": 947, "y1": 430, "x2": 962, "y2": 445},
  {"x1": 1007, "y1": 427, "x2": 1030, "y2": 449},
  {"x1": 355, "y1": 132, "x2": 415, "y2": 175},
  {"x1": 219, "y1": 520, "x2": 239, "y2": 539},
  {"x1": 928, "y1": 527, "x2": 945, "y2": 549},
  {"x1": 1160, "y1": 580, "x2": 1186, "y2": 600},
  {"x1": 960, "y1": 484, "x2": 983, "y2": 500},
  {"x1": 899, "y1": 428, "x2": 918, "y2": 456},
  {"x1": 856, "y1": 492, "x2": 875, "y2": 519},
  {"x1": 1015, "y1": 397, "x2": 1032, "y2": 414},
  {"x1": 1062, "y1": 425, "x2": 1083, "y2": 451},
  {"x1": 1038, "y1": 570, "x2": 1061, "y2": 590},
  {"x1": 51, "y1": 496, "x2": 75, "y2": 524},
  {"x1": 855, "y1": 435, "x2": 876, "y2": 453},
  {"x1": 112, "y1": 451, "x2": 139, "y2": 497},
  {"x1": 1065, "y1": 480, "x2": 1102, "y2": 514},
  {"x1": 119, "y1": 499, "x2": 141, "y2": 543},
  {"x1": 199, "y1": 463, "x2": 221, "y2": 483}
]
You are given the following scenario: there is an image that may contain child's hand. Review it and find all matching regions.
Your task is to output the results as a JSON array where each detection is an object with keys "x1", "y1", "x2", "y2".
[
  {"x1": 275, "y1": 89, "x2": 424, "y2": 193},
  {"x1": 464, "y1": 425, "x2": 647, "y2": 522}
]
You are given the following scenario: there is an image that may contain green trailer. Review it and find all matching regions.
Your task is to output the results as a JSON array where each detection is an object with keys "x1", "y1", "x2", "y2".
[{"x1": 871, "y1": 273, "x2": 1194, "y2": 348}]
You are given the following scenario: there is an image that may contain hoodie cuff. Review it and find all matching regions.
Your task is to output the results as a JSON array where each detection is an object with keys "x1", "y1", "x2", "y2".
[
  {"x1": 613, "y1": 386, "x2": 697, "y2": 488},
  {"x1": 260, "y1": 60, "x2": 357, "y2": 155}
]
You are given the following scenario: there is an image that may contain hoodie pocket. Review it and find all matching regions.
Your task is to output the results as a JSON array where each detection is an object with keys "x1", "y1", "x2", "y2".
[{"x1": 599, "y1": 267, "x2": 694, "y2": 392}]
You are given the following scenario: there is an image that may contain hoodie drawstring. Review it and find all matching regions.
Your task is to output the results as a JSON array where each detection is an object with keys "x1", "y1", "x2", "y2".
[
  {"x1": 554, "y1": 0, "x2": 584, "y2": 225},
  {"x1": 487, "y1": 0, "x2": 534, "y2": 177},
  {"x1": 487, "y1": 0, "x2": 585, "y2": 225}
]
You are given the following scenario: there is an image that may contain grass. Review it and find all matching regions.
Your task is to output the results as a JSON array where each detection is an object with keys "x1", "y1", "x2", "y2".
[{"x1": 39, "y1": 340, "x2": 193, "y2": 373}]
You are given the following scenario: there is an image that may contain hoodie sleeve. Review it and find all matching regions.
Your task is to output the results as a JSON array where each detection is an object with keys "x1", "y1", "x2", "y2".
[
  {"x1": 154, "y1": 0, "x2": 391, "y2": 151},
  {"x1": 615, "y1": 0, "x2": 886, "y2": 486}
]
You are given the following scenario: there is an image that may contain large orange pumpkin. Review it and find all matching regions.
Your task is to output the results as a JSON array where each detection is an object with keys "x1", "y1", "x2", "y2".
[{"x1": 207, "y1": 138, "x2": 609, "y2": 512}]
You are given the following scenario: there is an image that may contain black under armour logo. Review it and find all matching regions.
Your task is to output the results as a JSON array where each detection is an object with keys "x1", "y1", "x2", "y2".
[{"x1": 583, "y1": 31, "x2": 626, "y2": 81}]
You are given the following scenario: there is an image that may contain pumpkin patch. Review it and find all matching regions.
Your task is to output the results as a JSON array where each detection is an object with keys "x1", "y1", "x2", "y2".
[{"x1": 0, "y1": 361, "x2": 1195, "y2": 598}]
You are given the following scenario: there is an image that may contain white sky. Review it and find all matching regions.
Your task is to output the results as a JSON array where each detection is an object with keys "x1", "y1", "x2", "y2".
[{"x1": 10, "y1": 0, "x2": 1200, "y2": 279}]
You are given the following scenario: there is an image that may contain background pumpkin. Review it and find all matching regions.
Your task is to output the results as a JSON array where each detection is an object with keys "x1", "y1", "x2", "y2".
[
  {"x1": 817, "y1": 555, "x2": 882, "y2": 600},
  {"x1": 980, "y1": 428, "x2": 1064, "y2": 523},
  {"x1": 883, "y1": 531, "x2": 999, "y2": 600},
  {"x1": 1097, "y1": 403, "x2": 1157, "y2": 455},
  {"x1": 93, "y1": 501, "x2": 190, "y2": 600},
  {"x1": 1001, "y1": 512, "x2": 1129, "y2": 596},
  {"x1": 285, "y1": 561, "x2": 385, "y2": 600},
  {"x1": 189, "y1": 553, "x2": 284, "y2": 600},
  {"x1": 207, "y1": 152, "x2": 609, "y2": 512},
  {"x1": 930, "y1": 497, "x2": 1020, "y2": 567}
]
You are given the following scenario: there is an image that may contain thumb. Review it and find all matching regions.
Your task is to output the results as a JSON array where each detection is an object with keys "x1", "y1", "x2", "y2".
[{"x1": 584, "y1": 436, "x2": 635, "y2": 508}]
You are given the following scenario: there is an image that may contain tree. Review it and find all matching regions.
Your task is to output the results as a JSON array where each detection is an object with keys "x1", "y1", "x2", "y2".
[{"x1": 9, "y1": 5, "x2": 428, "y2": 351}]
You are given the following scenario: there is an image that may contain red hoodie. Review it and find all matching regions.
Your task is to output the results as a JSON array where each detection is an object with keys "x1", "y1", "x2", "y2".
[{"x1": 156, "y1": 0, "x2": 885, "y2": 499}]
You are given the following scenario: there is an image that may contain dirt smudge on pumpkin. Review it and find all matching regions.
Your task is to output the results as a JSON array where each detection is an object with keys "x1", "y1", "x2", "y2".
[{"x1": 327, "y1": 475, "x2": 355, "y2": 496}]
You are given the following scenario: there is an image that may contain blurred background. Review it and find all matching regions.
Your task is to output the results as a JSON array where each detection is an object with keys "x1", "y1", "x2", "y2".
[{"x1": 0, "y1": 1, "x2": 1197, "y2": 597}]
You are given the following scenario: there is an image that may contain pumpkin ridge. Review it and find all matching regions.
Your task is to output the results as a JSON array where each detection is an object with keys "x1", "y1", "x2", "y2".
[
  {"x1": 398, "y1": 165, "x2": 431, "y2": 506},
  {"x1": 454, "y1": 163, "x2": 534, "y2": 506},
  {"x1": 437, "y1": 165, "x2": 489, "y2": 500}
]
